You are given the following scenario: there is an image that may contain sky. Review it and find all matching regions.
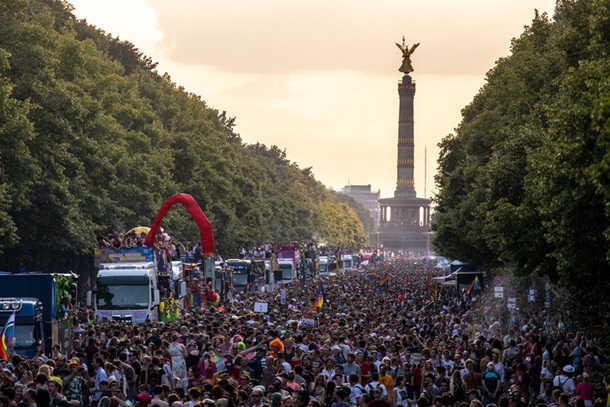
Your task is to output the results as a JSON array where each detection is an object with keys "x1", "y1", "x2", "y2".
[{"x1": 69, "y1": 0, "x2": 557, "y2": 200}]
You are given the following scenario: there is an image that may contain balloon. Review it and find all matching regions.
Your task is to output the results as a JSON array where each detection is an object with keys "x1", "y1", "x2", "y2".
[
  {"x1": 145, "y1": 193, "x2": 214, "y2": 254},
  {"x1": 398, "y1": 295, "x2": 404, "y2": 301}
]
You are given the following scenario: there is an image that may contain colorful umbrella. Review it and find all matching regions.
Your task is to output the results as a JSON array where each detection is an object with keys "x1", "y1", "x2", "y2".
[{"x1": 126, "y1": 226, "x2": 151, "y2": 235}]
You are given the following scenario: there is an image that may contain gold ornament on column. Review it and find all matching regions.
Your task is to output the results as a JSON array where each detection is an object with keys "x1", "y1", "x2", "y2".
[{"x1": 396, "y1": 36, "x2": 420, "y2": 74}]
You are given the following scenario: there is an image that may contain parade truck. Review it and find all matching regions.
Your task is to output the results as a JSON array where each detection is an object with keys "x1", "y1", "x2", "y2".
[
  {"x1": 341, "y1": 254, "x2": 354, "y2": 271},
  {"x1": 225, "y1": 259, "x2": 253, "y2": 293},
  {"x1": 277, "y1": 249, "x2": 300, "y2": 282},
  {"x1": 318, "y1": 256, "x2": 330, "y2": 276},
  {"x1": 0, "y1": 272, "x2": 76, "y2": 358},
  {"x1": 89, "y1": 247, "x2": 186, "y2": 323}
]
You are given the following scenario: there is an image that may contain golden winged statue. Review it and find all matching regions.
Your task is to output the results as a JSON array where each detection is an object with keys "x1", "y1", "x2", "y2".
[{"x1": 396, "y1": 37, "x2": 420, "y2": 74}]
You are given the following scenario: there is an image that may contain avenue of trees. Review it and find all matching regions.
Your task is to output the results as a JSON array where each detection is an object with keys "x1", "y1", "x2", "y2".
[
  {"x1": 433, "y1": 0, "x2": 610, "y2": 328},
  {"x1": 0, "y1": 0, "x2": 368, "y2": 271}
]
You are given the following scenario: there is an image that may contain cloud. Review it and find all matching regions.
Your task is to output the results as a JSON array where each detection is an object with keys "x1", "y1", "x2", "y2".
[
  {"x1": 71, "y1": 0, "x2": 556, "y2": 199},
  {"x1": 145, "y1": 0, "x2": 553, "y2": 77}
]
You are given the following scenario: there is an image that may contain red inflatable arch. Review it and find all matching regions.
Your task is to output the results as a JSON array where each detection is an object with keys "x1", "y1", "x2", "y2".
[{"x1": 144, "y1": 193, "x2": 215, "y2": 254}]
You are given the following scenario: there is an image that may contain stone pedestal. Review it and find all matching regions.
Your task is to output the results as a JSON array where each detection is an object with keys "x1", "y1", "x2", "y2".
[{"x1": 375, "y1": 74, "x2": 431, "y2": 254}]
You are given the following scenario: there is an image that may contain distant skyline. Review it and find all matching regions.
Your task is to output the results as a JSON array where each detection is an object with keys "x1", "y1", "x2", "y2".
[{"x1": 70, "y1": 0, "x2": 557, "y2": 199}]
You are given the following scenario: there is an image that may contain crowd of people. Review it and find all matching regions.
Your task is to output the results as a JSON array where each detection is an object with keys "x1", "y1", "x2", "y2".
[{"x1": 2, "y1": 258, "x2": 607, "y2": 407}]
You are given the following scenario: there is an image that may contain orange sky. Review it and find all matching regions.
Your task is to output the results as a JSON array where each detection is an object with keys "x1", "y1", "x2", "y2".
[{"x1": 70, "y1": 0, "x2": 557, "y2": 200}]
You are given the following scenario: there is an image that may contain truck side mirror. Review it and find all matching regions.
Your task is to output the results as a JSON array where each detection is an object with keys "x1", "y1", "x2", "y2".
[
  {"x1": 153, "y1": 290, "x2": 160, "y2": 308},
  {"x1": 179, "y1": 282, "x2": 187, "y2": 298},
  {"x1": 86, "y1": 291, "x2": 92, "y2": 307}
]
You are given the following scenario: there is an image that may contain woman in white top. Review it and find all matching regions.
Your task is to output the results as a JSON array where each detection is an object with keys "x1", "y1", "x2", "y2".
[
  {"x1": 169, "y1": 333, "x2": 188, "y2": 380},
  {"x1": 393, "y1": 375, "x2": 410, "y2": 407},
  {"x1": 539, "y1": 359, "x2": 554, "y2": 396}
]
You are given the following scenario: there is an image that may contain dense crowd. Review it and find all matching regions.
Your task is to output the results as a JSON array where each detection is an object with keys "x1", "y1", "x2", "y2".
[{"x1": 2, "y1": 259, "x2": 607, "y2": 407}]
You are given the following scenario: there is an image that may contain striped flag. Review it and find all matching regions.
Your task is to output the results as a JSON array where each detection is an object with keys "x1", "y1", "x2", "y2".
[
  {"x1": 0, "y1": 312, "x2": 15, "y2": 361},
  {"x1": 465, "y1": 275, "x2": 481, "y2": 295},
  {"x1": 378, "y1": 273, "x2": 389, "y2": 292},
  {"x1": 314, "y1": 282, "x2": 326, "y2": 308}
]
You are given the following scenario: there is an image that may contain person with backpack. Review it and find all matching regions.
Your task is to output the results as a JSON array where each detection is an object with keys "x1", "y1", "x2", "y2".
[
  {"x1": 553, "y1": 365, "x2": 576, "y2": 396},
  {"x1": 365, "y1": 373, "x2": 388, "y2": 400},
  {"x1": 349, "y1": 374, "x2": 366, "y2": 405},
  {"x1": 463, "y1": 360, "x2": 482, "y2": 392}
]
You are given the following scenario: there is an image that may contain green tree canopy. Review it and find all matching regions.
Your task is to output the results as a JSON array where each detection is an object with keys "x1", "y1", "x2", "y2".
[
  {"x1": 0, "y1": 0, "x2": 366, "y2": 267},
  {"x1": 433, "y1": 0, "x2": 610, "y2": 328}
]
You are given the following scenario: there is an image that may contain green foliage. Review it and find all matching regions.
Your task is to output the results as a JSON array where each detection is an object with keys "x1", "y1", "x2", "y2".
[
  {"x1": 433, "y1": 0, "x2": 610, "y2": 329},
  {"x1": 332, "y1": 191, "x2": 375, "y2": 233},
  {"x1": 315, "y1": 200, "x2": 368, "y2": 251},
  {"x1": 0, "y1": 0, "x2": 366, "y2": 268}
]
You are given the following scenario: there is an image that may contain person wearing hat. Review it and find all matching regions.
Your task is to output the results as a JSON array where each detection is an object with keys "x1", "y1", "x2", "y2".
[
  {"x1": 553, "y1": 365, "x2": 576, "y2": 395},
  {"x1": 63, "y1": 360, "x2": 86, "y2": 407}
]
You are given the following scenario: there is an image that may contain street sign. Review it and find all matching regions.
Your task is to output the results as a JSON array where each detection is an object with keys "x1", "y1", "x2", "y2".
[
  {"x1": 528, "y1": 288, "x2": 536, "y2": 303},
  {"x1": 254, "y1": 302, "x2": 268, "y2": 313},
  {"x1": 494, "y1": 286, "x2": 504, "y2": 298}
]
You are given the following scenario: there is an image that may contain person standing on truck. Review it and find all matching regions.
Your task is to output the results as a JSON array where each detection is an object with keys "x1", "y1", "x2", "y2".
[{"x1": 193, "y1": 243, "x2": 202, "y2": 263}]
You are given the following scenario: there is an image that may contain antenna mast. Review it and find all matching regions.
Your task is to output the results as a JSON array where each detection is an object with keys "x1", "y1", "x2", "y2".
[{"x1": 424, "y1": 146, "x2": 427, "y2": 198}]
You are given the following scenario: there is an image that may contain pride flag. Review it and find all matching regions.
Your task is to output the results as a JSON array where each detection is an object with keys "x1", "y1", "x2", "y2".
[
  {"x1": 465, "y1": 275, "x2": 481, "y2": 295},
  {"x1": 212, "y1": 352, "x2": 226, "y2": 372},
  {"x1": 378, "y1": 273, "x2": 389, "y2": 292},
  {"x1": 0, "y1": 312, "x2": 15, "y2": 361},
  {"x1": 314, "y1": 282, "x2": 325, "y2": 308}
]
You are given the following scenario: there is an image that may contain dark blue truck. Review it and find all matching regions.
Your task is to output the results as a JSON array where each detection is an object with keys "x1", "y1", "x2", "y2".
[{"x1": 0, "y1": 272, "x2": 75, "y2": 358}]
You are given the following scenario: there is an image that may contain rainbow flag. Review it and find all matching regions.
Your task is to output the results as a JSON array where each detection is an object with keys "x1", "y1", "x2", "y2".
[
  {"x1": 0, "y1": 313, "x2": 15, "y2": 361},
  {"x1": 212, "y1": 352, "x2": 226, "y2": 372},
  {"x1": 465, "y1": 275, "x2": 481, "y2": 295},
  {"x1": 378, "y1": 273, "x2": 389, "y2": 292},
  {"x1": 314, "y1": 282, "x2": 325, "y2": 308}
]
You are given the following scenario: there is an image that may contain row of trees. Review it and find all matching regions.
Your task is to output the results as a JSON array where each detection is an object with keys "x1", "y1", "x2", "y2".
[
  {"x1": 433, "y1": 0, "x2": 610, "y2": 328},
  {"x1": 0, "y1": 0, "x2": 370, "y2": 271}
]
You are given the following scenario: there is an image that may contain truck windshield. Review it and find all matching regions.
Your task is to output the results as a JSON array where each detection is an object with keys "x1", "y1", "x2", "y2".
[
  {"x1": 344, "y1": 260, "x2": 352, "y2": 267},
  {"x1": 279, "y1": 264, "x2": 293, "y2": 280},
  {"x1": 0, "y1": 319, "x2": 37, "y2": 350},
  {"x1": 233, "y1": 272, "x2": 248, "y2": 286},
  {"x1": 97, "y1": 276, "x2": 149, "y2": 309},
  {"x1": 14, "y1": 324, "x2": 37, "y2": 349},
  {"x1": 319, "y1": 263, "x2": 328, "y2": 273}
]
